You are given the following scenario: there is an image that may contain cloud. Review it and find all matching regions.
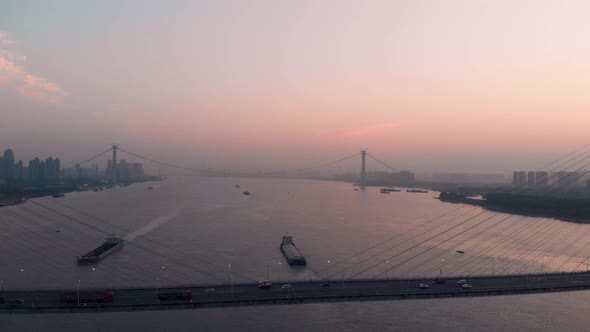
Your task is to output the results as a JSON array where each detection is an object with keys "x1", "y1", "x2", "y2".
[
  {"x1": 0, "y1": 31, "x2": 68, "y2": 104},
  {"x1": 327, "y1": 122, "x2": 406, "y2": 141}
]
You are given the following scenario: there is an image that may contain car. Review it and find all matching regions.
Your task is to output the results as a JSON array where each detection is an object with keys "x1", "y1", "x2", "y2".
[
  {"x1": 462, "y1": 284, "x2": 473, "y2": 289},
  {"x1": 204, "y1": 288, "x2": 215, "y2": 292},
  {"x1": 320, "y1": 283, "x2": 331, "y2": 288},
  {"x1": 457, "y1": 279, "x2": 467, "y2": 284},
  {"x1": 282, "y1": 284, "x2": 292, "y2": 289},
  {"x1": 15, "y1": 299, "x2": 25, "y2": 304},
  {"x1": 419, "y1": 283, "x2": 430, "y2": 289},
  {"x1": 258, "y1": 280, "x2": 272, "y2": 288}
]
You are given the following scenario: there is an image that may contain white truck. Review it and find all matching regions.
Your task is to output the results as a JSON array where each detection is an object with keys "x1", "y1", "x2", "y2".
[{"x1": 258, "y1": 280, "x2": 272, "y2": 288}]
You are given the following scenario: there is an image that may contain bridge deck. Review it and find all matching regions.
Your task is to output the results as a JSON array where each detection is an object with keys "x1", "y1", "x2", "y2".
[{"x1": 1, "y1": 271, "x2": 590, "y2": 314}]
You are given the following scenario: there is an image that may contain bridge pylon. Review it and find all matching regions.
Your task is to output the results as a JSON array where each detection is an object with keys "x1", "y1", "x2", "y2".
[
  {"x1": 360, "y1": 148, "x2": 367, "y2": 187},
  {"x1": 112, "y1": 144, "x2": 119, "y2": 183}
]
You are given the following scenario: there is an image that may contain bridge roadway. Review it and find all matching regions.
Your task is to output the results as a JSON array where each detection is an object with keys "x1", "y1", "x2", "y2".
[{"x1": 2, "y1": 271, "x2": 590, "y2": 314}]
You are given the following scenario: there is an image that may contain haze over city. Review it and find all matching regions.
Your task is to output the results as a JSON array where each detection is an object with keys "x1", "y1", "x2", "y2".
[{"x1": 2, "y1": 0, "x2": 590, "y2": 172}]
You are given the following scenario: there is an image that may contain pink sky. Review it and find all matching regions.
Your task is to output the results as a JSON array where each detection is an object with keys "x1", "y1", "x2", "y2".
[{"x1": 1, "y1": 1, "x2": 589, "y2": 172}]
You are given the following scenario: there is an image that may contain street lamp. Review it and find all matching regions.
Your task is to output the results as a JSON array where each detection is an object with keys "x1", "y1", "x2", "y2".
[
  {"x1": 493, "y1": 258, "x2": 497, "y2": 276},
  {"x1": 228, "y1": 264, "x2": 233, "y2": 298},
  {"x1": 156, "y1": 277, "x2": 160, "y2": 303},
  {"x1": 542, "y1": 256, "x2": 547, "y2": 274},
  {"x1": 440, "y1": 259, "x2": 445, "y2": 276},
  {"x1": 385, "y1": 260, "x2": 389, "y2": 279},
  {"x1": 77, "y1": 279, "x2": 81, "y2": 304}
]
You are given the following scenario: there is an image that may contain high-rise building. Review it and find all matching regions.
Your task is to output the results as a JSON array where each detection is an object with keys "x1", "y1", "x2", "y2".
[
  {"x1": 513, "y1": 171, "x2": 526, "y2": 187},
  {"x1": 3, "y1": 149, "x2": 14, "y2": 181},
  {"x1": 535, "y1": 171, "x2": 548, "y2": 186},
  {"x1": 44, "y1": 157, "x2": 60, "y2": 183},
  {"x1": 527, "y1": 171, "x2": 535, "y2": 187},
  {"x1": 29, "y1": 157, "x2": 44, "y2": 182}
]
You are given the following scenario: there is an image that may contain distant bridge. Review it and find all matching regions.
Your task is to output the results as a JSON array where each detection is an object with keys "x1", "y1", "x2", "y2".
[{"x1": 2, "y1": 272, "x2": 590, "y2": 314}]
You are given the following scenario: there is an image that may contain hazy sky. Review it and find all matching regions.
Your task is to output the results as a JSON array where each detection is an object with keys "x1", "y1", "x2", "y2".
[{"x1": 1, "y1": 0, "x2": 589, "y2": 173}]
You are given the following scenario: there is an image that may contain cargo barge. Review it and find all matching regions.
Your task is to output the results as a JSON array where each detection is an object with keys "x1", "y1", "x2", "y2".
[
  {"x1": 280, "y1": 236, "x2": 307, "y2": 266},
  {"x1": 77, "y1": 233, "x2": 124, "y2": 264}
]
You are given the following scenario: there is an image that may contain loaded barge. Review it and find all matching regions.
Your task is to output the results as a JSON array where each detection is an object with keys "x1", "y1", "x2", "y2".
[
  {"x1": 280, "y1": 236, "x2": 307, "y2": 266},
  {"x1": 77, "y1": 233, "x2": 124, "y2": 264}
]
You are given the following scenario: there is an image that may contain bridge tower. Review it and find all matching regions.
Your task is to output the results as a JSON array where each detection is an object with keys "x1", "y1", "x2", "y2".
[
  {"x1": 360, "y1": 148, "x2": 367, "y2": 187},
  {"x1": 112, "y1": 144, "x2": 119, "y2": 183}
]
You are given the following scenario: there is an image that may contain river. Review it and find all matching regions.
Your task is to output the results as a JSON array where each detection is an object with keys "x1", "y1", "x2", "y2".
[{"x1": 1, "y1": 176, "x2": 589, "y2": 330}]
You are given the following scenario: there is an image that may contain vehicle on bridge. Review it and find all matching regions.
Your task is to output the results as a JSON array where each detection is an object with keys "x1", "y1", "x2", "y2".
[
  {"x1": 462, "y1": 284, "x2": 473, "y2": 289},
  {"x1": 419, "y1": 284, "x2": 430, "y2": 289},
  {"x1": 158, "y1": 290, "x2": 192, "y2": 301},
  {"x1": 59, "y1": 291, "x2": 114, "y2": 303},
  {"x1": 259, "y1": 280, "x2": 272, "y2": 288},
  {"x1": 457, "y1": 279, "x2": 467, "y2": 284}
]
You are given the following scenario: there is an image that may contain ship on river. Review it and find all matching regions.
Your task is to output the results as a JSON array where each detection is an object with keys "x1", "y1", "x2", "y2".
[
  {"x1": 77, "y1": 233, "x2": 124, "y2": 264},
  {"x1": 280, "y1": 236, "x2": 307, "y2": 266}
]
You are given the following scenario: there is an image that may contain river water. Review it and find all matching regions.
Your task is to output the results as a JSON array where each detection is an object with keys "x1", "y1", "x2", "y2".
[{"x1": 1, "y1": 176, "x2": 590, "y2": 330}]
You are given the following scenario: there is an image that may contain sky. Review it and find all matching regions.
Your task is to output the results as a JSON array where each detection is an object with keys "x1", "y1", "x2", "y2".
[{"x1": 1, "y1": 0, "x2": 590, "y2": 173}]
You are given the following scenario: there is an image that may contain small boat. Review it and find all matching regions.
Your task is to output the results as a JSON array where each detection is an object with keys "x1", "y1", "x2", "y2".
[
  {"x1": 242, "y1": 191, "x2": 250, "y2": 195},
  {"x1": 406, "y1": 189, "x2": 429, "y2": 193},
  {"x1": 354, "y1": 189, "x2": 359, "y2": 191},
  {"x1": 52, "y1": 193, "x2": 65, "y2": 198},
  {"x1": 379, "y1": 189, "x2": 390, "y2": 194},
  {"x1": 147, "y1": 186, "x2": 153, "y2": 190},
  {"x1": 234, "y1": 185, "x2": 241, "y2": 188}
]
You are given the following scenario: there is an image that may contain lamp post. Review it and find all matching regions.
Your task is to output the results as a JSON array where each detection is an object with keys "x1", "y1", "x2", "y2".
[
  {"x1": 493, "y1": 258, "x2": 497, "y2": 276},
  {"x1": 228, "y1": 264, "x2": 233, "y2": 298},
  {"x1": 440, "y1": 259, "x2": 445, "y2": 277},
  {"x1": 542, "y1": 256, "x2": 546, "y2": 275},
  {"x1": 385, "y1": 260, "x2": 389, "y2": 279},
  {"x1": 156, "y1": 277, "x2": 160, "y2": 303}
]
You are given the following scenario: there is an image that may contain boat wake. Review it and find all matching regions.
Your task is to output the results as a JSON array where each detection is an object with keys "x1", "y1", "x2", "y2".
[{"x1": 124, "y1": 208, "x2": 181, "y2": 241}]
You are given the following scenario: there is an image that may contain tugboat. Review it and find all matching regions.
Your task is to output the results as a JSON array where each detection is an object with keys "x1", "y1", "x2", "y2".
[
  {"x1": 77, "y1": 233, "x2": 124, "y2": 264},
  {"x1": 242, "y1": 191, "x2": 250, "y2": 195},
  {"x1": 52, "y1": 193, "x2": 66, "y2": 198}
]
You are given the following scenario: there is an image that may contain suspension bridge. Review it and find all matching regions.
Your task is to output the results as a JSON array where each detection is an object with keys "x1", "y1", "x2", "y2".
[{"x1": 2, "y1": 145, "x2": 590, "y2": 313}]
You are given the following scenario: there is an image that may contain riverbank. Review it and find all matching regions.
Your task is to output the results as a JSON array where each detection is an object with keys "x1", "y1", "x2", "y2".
[
  {"x1": 0, "y1": 177, "x2": 163, "y2": 207},
  {"x1": 438, "y1": 191, "x2": 590, "y2": 223}
]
